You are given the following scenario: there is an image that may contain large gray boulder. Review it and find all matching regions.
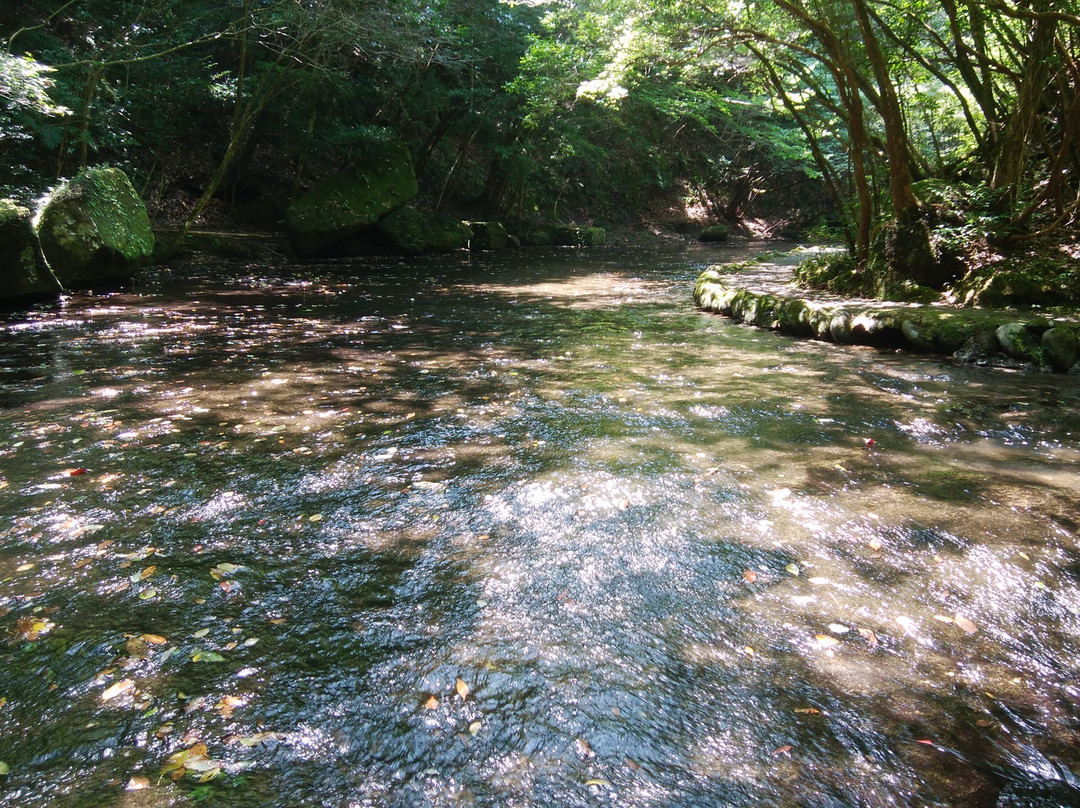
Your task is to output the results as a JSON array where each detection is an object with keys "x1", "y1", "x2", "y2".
[
  {"x1": 287, "y1": 141, "x2": 418, "y2": 257},
  {"x1": 0, "y1": 199, "x2": 62, "y2": 303},
  {"x1": 36, "y1": 168, "x2": 154, "y2": 289}
]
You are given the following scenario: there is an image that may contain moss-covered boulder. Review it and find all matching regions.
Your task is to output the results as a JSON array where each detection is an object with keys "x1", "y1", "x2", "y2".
[
  {"x1": 36, "y1": 168, "x2": 154, "y2": 289},
  {"x1": 1041, "y1": 326, "x2": 1078, "y2": 371},
  {"x1": 287, "y1": 141, "x2": 418, "y2": 257},
  {"x1": 699, "y1": 225, "x2": 729, "y2": 243},
  {"x1": 552, "y1": 225, "x2": 606, "y2": 247},
  {"x1": 0, "y1": 199, "x2": 62, "y2": 304},
  {"x1": 520, "y1": 223, "x2": 559, "y2": 246},
  {"x1": 469, "y1": 221, "x2": 509, "y2": 251},
  {"x1": 376, "y1": 206, "x2": 471, "y2": 255}
]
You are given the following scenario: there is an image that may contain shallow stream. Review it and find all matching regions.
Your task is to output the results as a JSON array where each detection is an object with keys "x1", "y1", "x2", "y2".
[{"x1": 2, "y1": 245, "x2": 1080, "y2": 807}]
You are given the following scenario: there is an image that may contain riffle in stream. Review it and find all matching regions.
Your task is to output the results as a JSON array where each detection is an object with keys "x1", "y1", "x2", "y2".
[{"x1": 1, "y1": 245, "x2": 1079, "y2": 807}]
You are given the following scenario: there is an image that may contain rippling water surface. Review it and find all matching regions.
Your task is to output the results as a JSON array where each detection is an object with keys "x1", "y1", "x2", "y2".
[{"x1": 2, "y1": 246, "x2": 1080, "y2": 807}]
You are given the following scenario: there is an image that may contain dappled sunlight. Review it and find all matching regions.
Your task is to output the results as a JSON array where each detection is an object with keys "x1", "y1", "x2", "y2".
[{"x1": 3, "y1": 249, "x2": 1080, "y2": 806}]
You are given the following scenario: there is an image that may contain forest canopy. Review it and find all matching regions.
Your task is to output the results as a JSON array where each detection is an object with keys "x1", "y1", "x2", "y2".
[{"x1": 2, "y1": 0, "x2": 1079, "y2": 279}]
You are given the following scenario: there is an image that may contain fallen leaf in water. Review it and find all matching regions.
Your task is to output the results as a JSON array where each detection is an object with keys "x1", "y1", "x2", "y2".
[
  {"x1": 209, "y1": 562, "x2": 239, "y2": 580},
  {"x1": 455, "y1": 678, "x2": 470, "y2": 699},
  {"x1": 815, "y1": 634, "x2": 840, "y2": 648},
  {"x1": 215, "y1": 695, "x2": 244, "y2": 718},
  {"x1": 13, "y1": 616, "x2": 54, "y2": 641},
  {"x1": 143, "y1": 633, "x2": 167, "y2": 645},
  {"x1": 744, "y1": 646, "x2": 755, "y2": 657},
  {"x1": 424, "y1": 696, "x2": 439, "y2": 710},
  {"x1": 68, "y1": 467, "x2": 88, "y2": 476},
  {"x1": 130, "y1": 565, "x2": 156, "y2": 583},
  {"x1": 576, "y1": 738, "x2": 594, "y2": 758},
  {"x1": 125, "y1": 636, "x2": 149, "y2": 658},
  {"x1": 916, "y1": 739, "x2": 935, "y2": 746},
  {"x1": 785, "y1": 563, "x2": 800, "y2": 576},
  {"x1": 468, "y1": 721, "x2": 482, "y2": 736},
  {"x1": 138, "y1": 588, "x2": 157, "y2": 600},
  {"x1": 230, "y1": 732, "x2": 277, "y2": 747},
  {"x1": 868, "y1": 538, "x2": 883, "y2": 551},
  {"x1": 953, "y1": 615, "x2": 978, "y2": 634},
  {"x1": 192, "y1": 650, "x2": 225, "y2": 663},
  {"x1": 828, "y1": 623, "x2": 850, "y2": 634},
  {"x1": 192, "y1": 628, "x2": 210, "y2": 638},
  {"x1": 125, "y1": 776, "x2": 150, "y2": 791},
  {"x1": 15, "y1": 562, "x2": 34, "y2": 573},
  {"x1": 743, "y1": 570, "x2": 757, "y2": 583},
  {"x1": 857, "y1": 627, "x2": 879, "y2": 646},
  {"x1": 0, "y1": 761, "x2": 10, "y2": 775},
  {"x1": 793, "y1": 707, "x2": 821, "y2": 715},
  {"x1": 102, "y1": 679, "x2": 135, "y2": 702},
  {"x1": 309, "y1": 514, "x2": 323, "y2": 522},
  {"x1": 163, "y1": 742, "x2": 221, "y2": 782},
  {"x1": 584, "y1": 778, "x2": 611, "y2": 787},
  {"x1": 933, "y1": 615, "x2": 954, "y2": 624},
  {"x1": 772, "y1": 745, "x2": 793, "y2": 755}
]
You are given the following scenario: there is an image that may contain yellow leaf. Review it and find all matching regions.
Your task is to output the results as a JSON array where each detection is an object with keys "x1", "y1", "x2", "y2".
[
  {"x1": 815, "y1": 634, "x2": 840, "y2": 648},
  {"x1": 743, "y1": 570, "x2": 757, "y2": 583},
  {"x1": 142, "y1": 633, "x2": 167, "y2": 645},
  {"x1": 468, "y1": 721, "x2": 482, "y2": 736},
  {"x1": 424, "y1": 696, "x2": 439, "y2": 710},
  {"x1": 857, "y1": 627, "x2": 879, "y2": 646},
  {"x1": 584, "y1": 778, "x2": 611, "y2": 787},
  {"x1": 455, "y1": 678, "x2": 470, "y2": 700},
  {"x1": 794, "y1": 707, "x2": 821, "y2": 715}
]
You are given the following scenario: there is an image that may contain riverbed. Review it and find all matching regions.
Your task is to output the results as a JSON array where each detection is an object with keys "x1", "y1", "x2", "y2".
[{"x1": 1, "y1": 245, "x2": 1079, "y2": 807}]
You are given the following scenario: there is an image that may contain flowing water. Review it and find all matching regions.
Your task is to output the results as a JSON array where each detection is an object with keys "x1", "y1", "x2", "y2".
[{"x1": 2, "y1": 245, "x2": 1080, "y2": 807}]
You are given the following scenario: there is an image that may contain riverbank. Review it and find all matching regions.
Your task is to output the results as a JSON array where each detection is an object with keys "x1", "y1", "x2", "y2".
[{"x1": 695, "y1": 250, "x2": 1080, "y2": 373}]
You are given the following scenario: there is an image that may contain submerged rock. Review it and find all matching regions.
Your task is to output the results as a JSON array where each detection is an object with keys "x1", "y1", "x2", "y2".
[
  {"x1": 0, "y1": 199, "x2": 62, "y2": 304},
  {"x1": 287, "y1": 141, "x2": 418, "y2": 257},
  {"x1": 36, "y1": 168, "x2": 154, "y2": 289}
]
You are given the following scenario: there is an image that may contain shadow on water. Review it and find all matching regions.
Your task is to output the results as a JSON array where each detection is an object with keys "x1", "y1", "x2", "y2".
[{"x1": 1, "y1": 246, "x2": 1080, "y2": 806}]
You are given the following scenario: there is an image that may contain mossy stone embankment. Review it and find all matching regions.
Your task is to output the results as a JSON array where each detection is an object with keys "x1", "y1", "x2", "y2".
[
  {"x1": 36, "y1": 168, "x2": 155, "y2": 289},
  {"x1": 0, "y1": 199, "x2": 62, "y2": 304},
  {"x1": 695, "y1": 268, "x2": 1080, "y2": 372}
]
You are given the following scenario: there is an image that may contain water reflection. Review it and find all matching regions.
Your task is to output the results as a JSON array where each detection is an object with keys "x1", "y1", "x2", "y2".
[{"x1": 1, "y1": 247, "x2": 1079, "y2": 806}]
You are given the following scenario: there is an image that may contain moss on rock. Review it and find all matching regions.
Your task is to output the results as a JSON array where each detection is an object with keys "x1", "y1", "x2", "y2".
[
  {"x1": 695, "y1": 266, "x2": 1078, "y2": 371},
  {"x1": 287, "y1": 141, "x2": 418, "y2": 257},
  {"x1": 36, "y1": 168, "x2": 154, "y2": 289},
  {"x1": 0, "y1": 199, "x2": 62, "y2": 304}
]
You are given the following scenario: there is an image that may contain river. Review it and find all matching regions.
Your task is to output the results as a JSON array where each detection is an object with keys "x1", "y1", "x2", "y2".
[{"x1": 1, "y1": 244, "x2": 1079, "y2": 807}]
